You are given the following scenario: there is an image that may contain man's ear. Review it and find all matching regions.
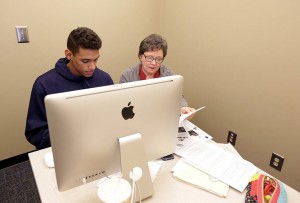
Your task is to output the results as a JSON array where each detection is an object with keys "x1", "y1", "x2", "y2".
[{"x1": 65, "y1": 49, "x2": 73, "y2": 60}]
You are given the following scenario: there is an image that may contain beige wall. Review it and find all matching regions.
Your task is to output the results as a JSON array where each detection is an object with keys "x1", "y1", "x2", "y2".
[
  {"x1": 160, "y1": 0, "x2": 300, "y2": 191},
  {"x1": 0, "y1": 0, "x2": 159, "y2": 159},
  {"x1": 1, "y1": 0, "x2": 299, "y2": 192}
]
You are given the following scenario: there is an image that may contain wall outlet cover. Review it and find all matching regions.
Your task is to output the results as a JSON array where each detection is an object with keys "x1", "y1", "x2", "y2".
[
  {"x1": 15, "y1": 26, "x2": 29, "y2": 43},
  {"x1": 227, "y1": 131, "x2": 237, "y2": 146},
  {"x1": 269, "y1": 152, "x2": 284, "y2": 171}
]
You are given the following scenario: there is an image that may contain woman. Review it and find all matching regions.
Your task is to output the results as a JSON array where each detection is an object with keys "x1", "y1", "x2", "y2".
[{"x1": 119, "y1": 34, "x2": 195, "y2": 116}]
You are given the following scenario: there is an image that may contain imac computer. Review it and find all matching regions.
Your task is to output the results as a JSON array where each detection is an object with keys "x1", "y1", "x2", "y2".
[{"x1": 45, "y1": 75, "x2": 183, "y2": 200}]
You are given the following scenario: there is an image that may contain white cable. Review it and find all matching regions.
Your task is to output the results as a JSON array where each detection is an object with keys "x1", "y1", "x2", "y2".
[
  {"x1": 130, "y1": 167, "x2": 143, "y2": 203},
  {"x1": 135, "y1": 181, "x2": 142, "y2": 203},
  {"x1": 130, "y1": 178, "x2": 135, "y2": 203}
]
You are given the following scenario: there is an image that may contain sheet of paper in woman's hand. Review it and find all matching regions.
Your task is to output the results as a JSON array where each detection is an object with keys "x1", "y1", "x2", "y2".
[{"x1": 179, "y1": 106, "x2": 206, "y2": 124}]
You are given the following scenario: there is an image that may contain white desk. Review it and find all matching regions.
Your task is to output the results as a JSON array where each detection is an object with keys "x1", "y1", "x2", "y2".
[{"x1": 29, "y1": 147, "x2": 300, "y2": 202}]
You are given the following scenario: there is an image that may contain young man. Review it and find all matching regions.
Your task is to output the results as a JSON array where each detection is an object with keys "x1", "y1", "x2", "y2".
[
  {"x1": 119, "y1": 33, "x2": 195, "y2": 115},
  {"x1": 25, "y1": 27, "x2": 114, "y2": 150}
]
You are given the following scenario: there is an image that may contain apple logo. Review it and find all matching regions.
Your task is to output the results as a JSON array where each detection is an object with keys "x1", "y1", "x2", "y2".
[{"x1": 121, "y1": 102, "x2": 135, "y2": 120}]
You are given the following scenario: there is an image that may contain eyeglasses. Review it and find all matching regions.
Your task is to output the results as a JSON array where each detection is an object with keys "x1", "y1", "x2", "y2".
[{"x1": 143, "y1": 54, "x2": 164, "y2": 63}]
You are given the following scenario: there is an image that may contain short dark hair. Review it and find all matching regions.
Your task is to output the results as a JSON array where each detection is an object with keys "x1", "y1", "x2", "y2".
[
  {"x1": 138, "y1": 34, "x2": 168, "y2": 58},
  {"x1": 67, "y1": 27, "x2": 102, "y2": 54}
]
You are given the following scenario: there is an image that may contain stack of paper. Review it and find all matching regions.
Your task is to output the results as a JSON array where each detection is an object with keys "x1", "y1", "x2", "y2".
[
  {"x1": 176, "y1": 137, "x2": 257, "y2": 192},
  {"x1": 172, "y1": 158, "x2": 229, "y2": 197},
  {"x1": 176, "y1": 109, "x2": 257, "y2": 194}
]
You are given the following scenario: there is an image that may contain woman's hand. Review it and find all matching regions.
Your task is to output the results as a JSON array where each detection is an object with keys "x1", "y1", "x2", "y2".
[{"x1": 180, "y1": 107, "x2": 196, "y2": 120}]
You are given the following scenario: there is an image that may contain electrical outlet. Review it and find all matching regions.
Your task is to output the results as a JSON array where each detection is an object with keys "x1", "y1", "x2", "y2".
[
  {"x1": 15, "y1": 26, "x2": 29, "y2": 43},
  {"x1": 227, "y1": 131, "x2": 237, "y2": 146},
  {"x1": 270, "y1": 152, "x2": 284, "y2": 171}
]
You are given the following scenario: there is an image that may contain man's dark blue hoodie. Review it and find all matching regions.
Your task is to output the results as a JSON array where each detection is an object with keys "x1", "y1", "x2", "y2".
[{"x1": 25, "y1": 58, "x2": 114, "y2": 150}]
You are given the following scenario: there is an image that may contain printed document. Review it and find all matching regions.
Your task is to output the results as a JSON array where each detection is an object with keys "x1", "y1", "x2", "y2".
[
  {"x1": 177, "y1": 137, "x2": 257, "y2": 192},
  {"x1": 179, "y1": 106, "x2": 206, "y2": 124},
  {"x1": 178, "y1": 119, "x2": 212, "y2": 141}
]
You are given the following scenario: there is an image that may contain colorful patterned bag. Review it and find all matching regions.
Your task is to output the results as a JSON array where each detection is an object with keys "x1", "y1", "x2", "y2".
[{"x1": 245, "y1": 173, "x2": 287, "y2": 203}]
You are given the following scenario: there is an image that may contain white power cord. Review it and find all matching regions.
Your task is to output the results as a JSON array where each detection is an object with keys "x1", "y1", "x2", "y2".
[
  {"x1": 130, "y1": 177, "x2": 136, "y2": 203},
  {"x1": 130, "y1": 167, "x2": 142, "y2": 203},
  {"x1": 135, "y1": 181, "x2": 141, "y2": 203}
]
